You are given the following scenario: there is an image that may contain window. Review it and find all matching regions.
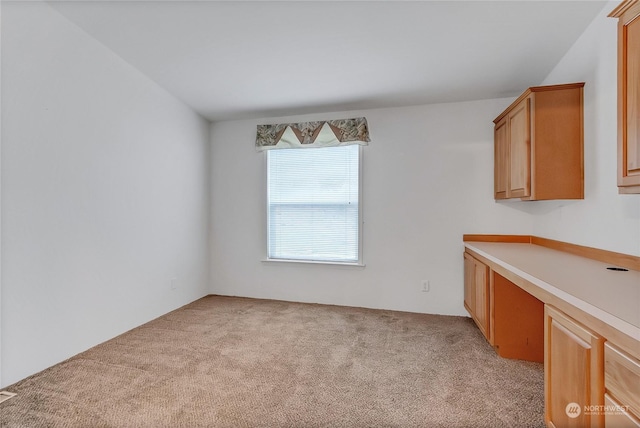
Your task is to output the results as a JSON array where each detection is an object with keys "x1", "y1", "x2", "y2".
[{"x1": 267, "y1": 144, "x2": 361, "y2": 263}]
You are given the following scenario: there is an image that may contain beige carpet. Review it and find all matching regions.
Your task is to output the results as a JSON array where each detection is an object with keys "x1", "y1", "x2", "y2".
[{"x1": 0, "y1": 295, "x2": 544, "y2": 427}]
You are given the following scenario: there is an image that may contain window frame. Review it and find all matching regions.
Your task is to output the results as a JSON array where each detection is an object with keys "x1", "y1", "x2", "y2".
[{"x1": 262, "y1": 145, "x2": 364, "y2": 267}]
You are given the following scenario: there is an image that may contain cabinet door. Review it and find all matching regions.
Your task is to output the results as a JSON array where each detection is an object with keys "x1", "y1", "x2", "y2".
[
  {"x1": 463, "y1": 252, "x2": 489, "y2": 340},
  {"x1": 545, "y1": 305, "x2": 604, "y2": 428},
  {"x1": 612, "y1": 1, "x2": 640, "y2": 193},
  {"x1": 463, "y1": 252, "x2": 475, "y2": 318},
  {"x1": 624, "y1": 14, "x2": 640, "y2": 181},
  {"x1": 494, "y1": 117, "x2": 509, "y2": 199},
  {"x1": 473, "y1": 259, "x2": 489, "y2": 337},
  {"x1": 508, "y1": 98, "x2": 531, "y2": 198}
]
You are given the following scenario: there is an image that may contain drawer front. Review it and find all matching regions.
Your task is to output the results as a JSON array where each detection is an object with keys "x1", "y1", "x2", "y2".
[
  {"x1": 605, "y1": 394, "x2": 640, "y2": 428},
  {"x1": 605, "y1": 342, "x2": 640, "y2": 419}
]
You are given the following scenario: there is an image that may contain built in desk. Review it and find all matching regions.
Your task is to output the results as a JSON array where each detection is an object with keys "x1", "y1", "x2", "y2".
[{"x1": 463, "y1": 235, "x2": 640, "y2": 428}]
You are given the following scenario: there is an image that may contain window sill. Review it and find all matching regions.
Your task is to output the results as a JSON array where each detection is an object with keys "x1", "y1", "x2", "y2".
[{"x1": 261, "y1": 258, "x2": 365, "y2": 268}]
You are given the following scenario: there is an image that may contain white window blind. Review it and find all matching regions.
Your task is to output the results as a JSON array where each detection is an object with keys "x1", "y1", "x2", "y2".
[{"x1": 267, "y1": 145, "x2": 360, "y2": 263}]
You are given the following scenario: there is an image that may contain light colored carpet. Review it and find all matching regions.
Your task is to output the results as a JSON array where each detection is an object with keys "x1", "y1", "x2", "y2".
[{"x1": 0, "y1": 295, "x2": 544, "y2": 427}]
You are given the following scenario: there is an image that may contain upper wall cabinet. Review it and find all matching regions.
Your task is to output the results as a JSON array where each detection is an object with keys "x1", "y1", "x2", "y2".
[
  {"x1": 610, "y1": 0, "x2": 640, "y2": 194},
  {"x1": 493, "y1": 83, "x2": 585, "y2": 201}
]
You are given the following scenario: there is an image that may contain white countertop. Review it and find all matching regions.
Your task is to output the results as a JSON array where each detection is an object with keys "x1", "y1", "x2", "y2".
[{"x1": 464, "y1": 241, "x2": 640, "y2": 341}]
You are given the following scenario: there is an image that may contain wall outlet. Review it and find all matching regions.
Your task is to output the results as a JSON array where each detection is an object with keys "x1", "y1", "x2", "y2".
[
  {"x1": 170, "y1": 278, "x2": 177, "y2": 290},
  {"x1": 421, "y1": 280, "x2": 430, "y2": 292}
]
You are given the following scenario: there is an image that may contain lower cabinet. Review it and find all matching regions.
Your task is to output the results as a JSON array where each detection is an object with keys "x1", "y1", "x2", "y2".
[
  {"x1": 604, "y1": 343, "x2": 640, "y2": 427},
  {"x1": 545, "y1": 305, "x2": 604, "y2": 428},
  {"x1": 463, "y1": 252, "x2": 490, "y2": 341}
]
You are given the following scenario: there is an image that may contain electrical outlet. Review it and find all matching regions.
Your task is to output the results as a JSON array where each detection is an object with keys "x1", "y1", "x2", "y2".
[
  {"x1": 170, "y1": 278, "x2": 177, "y2": 290},
  {"x1": 421, "y1": 280, "x2": 430, "y2": 292}
]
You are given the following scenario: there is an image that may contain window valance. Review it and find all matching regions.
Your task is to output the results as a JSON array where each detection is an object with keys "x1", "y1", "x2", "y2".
[{"x1": 255, "y1": 117, "x2": 370, "y2": 151}]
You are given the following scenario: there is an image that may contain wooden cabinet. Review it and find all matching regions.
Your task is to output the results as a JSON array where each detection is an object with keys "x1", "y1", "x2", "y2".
[
  {"x1": 604, "y1": 394, "x2": 640, "y2": 427},
  {"x1": 463, "y1": 250, "x2": 545, "y2": 362},
  {"x1": 604, "y1": 342, "x2": 640, "y2": 425},
  {"x1": 493, "y1": 83, "x2": 584, "y2": 201},
  {"x1": 494, "y1": 117, "x2": 509, "y2": 199},
  {"x1": 507, "y1": 97, "x2": 532, "y2": 198},
  {"x1": 610, "y1": 1, "x2": 640, "y2": 193},
  {"x1": 545, "y1": 305, "x2": 604, "y2": 428},
  {"x1": 463, "y1": 252, "x2": 490, "y2": 341}
]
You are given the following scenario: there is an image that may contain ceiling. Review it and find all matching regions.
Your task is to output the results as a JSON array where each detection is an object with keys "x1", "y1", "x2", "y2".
[{"x1": 47, "y1": 1, "x2": 607, "y2": 122}]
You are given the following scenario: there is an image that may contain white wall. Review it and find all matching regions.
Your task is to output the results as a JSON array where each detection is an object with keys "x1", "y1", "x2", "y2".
[
  {"x1": 535, "y1": 1, "x2": 640, "y2": 256},
  {"x1": 210, "y1": 100, "x2": 533, "y2": 316},
  {"x1": 1, "y1": 2, "x2": 211, "y2": 387}
]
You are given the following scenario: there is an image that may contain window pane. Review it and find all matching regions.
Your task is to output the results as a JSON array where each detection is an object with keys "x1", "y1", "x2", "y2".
[{"x1": 267, "y1": 145, "x2": 359, "y2": 262}]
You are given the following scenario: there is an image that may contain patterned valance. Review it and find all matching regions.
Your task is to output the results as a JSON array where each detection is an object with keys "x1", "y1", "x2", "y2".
[{"x1": 256, "y1": 117, "x2": 370, "y2": 151}]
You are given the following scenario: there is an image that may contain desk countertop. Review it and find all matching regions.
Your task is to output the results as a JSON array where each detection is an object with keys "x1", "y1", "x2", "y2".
[{"x1": 464, "y1": 241, "x2": 640, "y2": 341}]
